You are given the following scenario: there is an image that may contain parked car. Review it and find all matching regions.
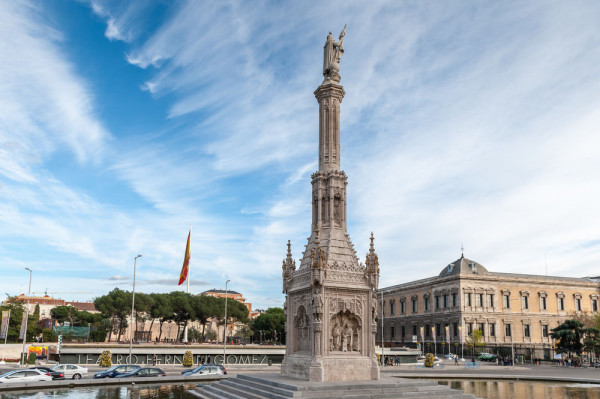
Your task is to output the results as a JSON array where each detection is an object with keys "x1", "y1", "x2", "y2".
[
  {"x1": 28, "y1": 367, "x2": 65, "y2": 380},
  {"x1": 477, "y1": 353, "x2": 498, "y2": 362},
  {"x1": 0, "y1": 369, "x2": 53, "y2": 383},
  {"x1": 182, "y1": 365, "x2": 224, "y2": 376},
  {"x1": 182, "y1": 363, "x2": 227, "y2": 375},
  {"x1": 51, "y1": 364, "x2": 88, "y2": 379},
  {"x1": 115, "y1": 367, "x2": 166, "y2": 378},
  {"x1": 93, "y1": 364, "x2": 141, "y2": 379}
]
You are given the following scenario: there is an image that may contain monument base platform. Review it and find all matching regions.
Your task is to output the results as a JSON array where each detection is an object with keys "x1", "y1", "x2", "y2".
[
  {"x1": 190, "y1": 373, "x2": 478, "y2": 399},
  {"x1": 282, "y1": 354, "x2": 379, "y2": 382}
]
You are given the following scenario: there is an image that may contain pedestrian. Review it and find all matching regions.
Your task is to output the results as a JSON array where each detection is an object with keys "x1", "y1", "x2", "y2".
[
  {"x1": 152, "y1": 354, "x2": 157, "y2": 366},
  {"x1": 454, "y1": 355, "x2": 458, "y2": 366}
]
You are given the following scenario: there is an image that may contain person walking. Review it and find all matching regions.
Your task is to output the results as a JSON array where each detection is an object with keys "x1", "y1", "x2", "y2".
[{"x1": 454, "y1": 355, "x2": 459, "y2": 366}]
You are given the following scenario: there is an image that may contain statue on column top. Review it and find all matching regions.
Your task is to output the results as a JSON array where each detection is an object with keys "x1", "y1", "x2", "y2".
[{"x1": 323, "y1": 25, "x2": 346, "y2": 82}]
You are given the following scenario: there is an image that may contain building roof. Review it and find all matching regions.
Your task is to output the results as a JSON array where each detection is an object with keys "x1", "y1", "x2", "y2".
[
  {"x1": 202, "y1": 289, "x2": 242, "y2": 295},
  {"x1": 438, "y1": 256, "x2": 489, "y2": 277}
]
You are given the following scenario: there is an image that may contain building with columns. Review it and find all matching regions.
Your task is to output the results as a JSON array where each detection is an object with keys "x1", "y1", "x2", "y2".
[{"x1": 378, "y1": 255, "x2": 600, "y2": 361}]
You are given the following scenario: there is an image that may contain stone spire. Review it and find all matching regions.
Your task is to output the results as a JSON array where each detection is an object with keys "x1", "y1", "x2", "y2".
[
  {"x1": 365, "y1": 232, "x2": 380, "y2": 291},
  {"x1": 282, "y1": 240, "x2": 296, "y2": 293}
]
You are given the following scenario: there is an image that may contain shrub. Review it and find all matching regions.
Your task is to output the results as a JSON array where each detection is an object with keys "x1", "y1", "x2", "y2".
[
  {"x1": 425, "y1": 353, "x2": 435, "y2": 368},
  {"x1": 183, "y1": 350, "x2": 193, "y2": 367},
  {"x1": 99, "y1": 350, "x2": 112, "y2": 367}
]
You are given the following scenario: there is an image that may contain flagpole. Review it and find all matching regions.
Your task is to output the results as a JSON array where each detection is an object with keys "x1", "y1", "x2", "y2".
[
  {"x1": 187, "y1": 225, "x2": 191, "y2": 294},
  {"x1": 183, "y1": 226, "x2": 191, "y2": 344}
]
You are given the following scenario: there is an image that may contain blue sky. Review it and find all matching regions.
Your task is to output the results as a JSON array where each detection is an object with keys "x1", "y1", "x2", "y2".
[{"x1": 1, "y1": 1, "x2": 600, "y2": 309}]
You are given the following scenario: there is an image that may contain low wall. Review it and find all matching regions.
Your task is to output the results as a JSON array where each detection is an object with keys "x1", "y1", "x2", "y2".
[{"x1": 60, "y1": 344, "x2": 285, "y2": 366}]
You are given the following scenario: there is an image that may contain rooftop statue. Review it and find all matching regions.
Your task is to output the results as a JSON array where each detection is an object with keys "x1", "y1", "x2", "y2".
[{"x1": 323, "y1": 25, "x2": 346, "y2": 83}]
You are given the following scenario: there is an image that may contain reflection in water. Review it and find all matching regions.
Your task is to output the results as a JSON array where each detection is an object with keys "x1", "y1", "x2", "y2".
[
  {"x1": 0, "y1": 383, "x2": 198, "y2": 399},
  {"x1": 438, "y1": 380, "x2": 600, "y2": 399}
]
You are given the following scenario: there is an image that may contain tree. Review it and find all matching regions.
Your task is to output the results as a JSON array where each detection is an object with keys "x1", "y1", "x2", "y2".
[
  {"x1": 251, "y1": 307, "x2": 285, "y2": 344},
  {"x1": 551, "y1": 319, "x2": 585, "y2": 356},
  {"x1": 466, "y1": 329, "x2": 485, "y2": 357},
  {"x1": 169, "y1": 291, "x2": 195, "y2": 341},
  {"x1": 94, "y1": 288, "x2": 130, "y2": 342},
  {"x1": 51, "y1": 306, "x2": 79, "y2": 326}
]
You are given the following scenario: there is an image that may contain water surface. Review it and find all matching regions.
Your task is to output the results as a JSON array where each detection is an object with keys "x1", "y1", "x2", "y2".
[{"x1": 438, "y1": 380, "x2": 600, "y2": 399}]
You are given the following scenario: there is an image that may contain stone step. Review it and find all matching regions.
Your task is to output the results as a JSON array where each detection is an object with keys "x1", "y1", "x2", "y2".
[{"x1": 191, "y1": 375, "x2": 480, "y2": 399}]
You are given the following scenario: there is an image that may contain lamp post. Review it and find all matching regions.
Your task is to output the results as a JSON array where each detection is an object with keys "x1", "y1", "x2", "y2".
[
  {"x1": 380, "y1": 290, "x2": 389, "y2": 367},
  {"x1": 223, "y1": 280, "x2": 230, "y2": 365},
  {"x1": 21, "y1": 268, "x2": 32, "y2": 365},
  {"x1": 129, "y1": 254, "x2": 142, "y2": 364}
]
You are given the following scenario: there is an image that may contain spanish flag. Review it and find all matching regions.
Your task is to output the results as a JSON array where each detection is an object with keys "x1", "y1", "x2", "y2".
[{"x1": 179, "y1": 230, "x2": 191, "y2": 285}]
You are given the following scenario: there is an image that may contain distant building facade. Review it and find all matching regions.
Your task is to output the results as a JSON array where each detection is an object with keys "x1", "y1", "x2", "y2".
[
  {"x1": 2, "y1": 294, "x2": 98, "y2": 320},
  {"x1": 378, "y1": 256, "x2": 600, "y2": 360}
]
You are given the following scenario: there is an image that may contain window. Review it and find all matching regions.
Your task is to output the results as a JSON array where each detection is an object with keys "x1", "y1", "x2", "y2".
[
  {"x1": 490, "y1": 323, "x2": 495, "y2": 337},
  {"x1": 488, "y1": 294, "x2": 494, "y2": 308},
  {"x1": 540, "y1": 296, "x2": 547, "y2": 310},
  {"x1": 444, "y1": 295, "x2": 449, "y2": 308},
  {"x1": 391, "y1": 326, "x2": 395, "y2": 339},
  {"x1": 412, "y1": 325, "x2": 417, "y2": 336},
  {"x1": 477, "y1": 323, "x2": 484, "y2": 336},
  {"x1": 425, "y1": 297, "x2": 430, "y2": 311},
  {"x1": 382, "y1": 301, "x2": 385, "y2": 316},
  {"x1": 453, "y1": 323, "x2": 459, "y2": 337},
  {"x1": 476, "y1": 294, "x2": 483, "y2": 307},
  {"x1": 452, "y1": 293, "x2": 457, "y2": 307},
  {"x1": 390, "y1": 300, "x2": 395, "y2": 315},
  {"x1": 412, "y1": 299, "x2": 417, "y2": 313},
  {"x1": 558, "y1": 297, "x2": 565, "y2": 311},
  {"x1": 435, "y1": 296, "x2": 440, "y2": 310},
  {"x1": 436, "y1": 324, "x2": 441, "y2": 337},
  {"x1": 426, "y1": 324, "x2": 430, "y2": 338},
  {"x1": 522, "y1": 296, "x2": 529, "y2": 310},
  {"x1": 576, "y1": 298, "x2": 582, "y2": 312},
  {"x1": 401, "y1": 325, "x2": 405, "y2": 339},
  {"x1": 503, "y1": 295, "x2": 510, "y2": 309},
  {"x1": 466, "y1": 293, "x2": 472, "y2": 307},
  {"x1": 401, "y1": 301, "x2": 406, "y2": 314},
  {"x1": 505, "y1": 323, "x2": 512, "y2": 337},
  {"x1": 467, "y1": 323, "x2": 473, "y2": 335},
  {"x1": 542, "y1": 325, "x2": 549, "y2": 338},
  {"x1": 593, "y1": 299, "x2": 598, "y2": 312},
  {"x1": 524, "y1": 324, "x2": 530, "y2": 338}
]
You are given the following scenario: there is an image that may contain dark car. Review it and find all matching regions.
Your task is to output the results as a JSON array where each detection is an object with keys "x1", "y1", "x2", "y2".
[
  {"x1": 28, "y1": 367, "x2": 65, "y2": 380},
  {"x1": 182, "y1": 363, "x2": 227, "y2": 375},
  {"x1": 115, "y1": 367, "x2": 166, "y2": 378},
  {"x1": 93, "y1": 364, "x2": 141, "y2": 378}
]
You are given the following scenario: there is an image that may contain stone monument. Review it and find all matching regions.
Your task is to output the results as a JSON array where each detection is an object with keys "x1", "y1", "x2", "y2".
[{"x1": 281, "y1": 26, "x2": 381, "y2": 382}]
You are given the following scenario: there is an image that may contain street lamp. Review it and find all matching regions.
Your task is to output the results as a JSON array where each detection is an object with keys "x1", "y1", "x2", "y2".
[
  {"x1": 223, "y1": 280, "x2": 230, "y2": 365},
  {"x1": 380, "y1": 290, "x2": 389, "y2": 367},
  {"x1": 21, "y1": 268, "x2": 32, "y2": 365},
  {"x1": 129, "y1": 254, "x2": 142, "y2": 364},
  {"x1": 509, "y1": 297, "x2": 521, "y2": 371}
]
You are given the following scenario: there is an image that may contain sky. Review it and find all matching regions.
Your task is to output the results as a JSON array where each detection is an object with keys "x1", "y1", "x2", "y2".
[{"x1": 1, "y1": 1, "x2": 599, "y2": 310}]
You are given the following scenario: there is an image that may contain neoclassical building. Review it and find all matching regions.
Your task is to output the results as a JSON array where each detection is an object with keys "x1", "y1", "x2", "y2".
[{"x1": 378, "y1": 255, "x2": 600, "y2": 360}]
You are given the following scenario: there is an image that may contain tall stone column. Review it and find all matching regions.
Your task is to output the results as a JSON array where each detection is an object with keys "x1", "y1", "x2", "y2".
[{"x1": 281, "y1": 28, "x2": 380, "y2": 382}]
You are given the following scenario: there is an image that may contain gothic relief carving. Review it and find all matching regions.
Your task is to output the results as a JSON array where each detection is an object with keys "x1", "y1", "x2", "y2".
[
  {"x1": 313, "y1": 289, "x2": 324, "y2": 322},
  {"x1": 330, "y1": 311, "x2": 361, "y2": 352},
  {"x1": 333, "y1": 195, "x2": 342, "y2": 224},
  {"x1": 294, "y1": 305, "x2": 311, "y2": 353}
]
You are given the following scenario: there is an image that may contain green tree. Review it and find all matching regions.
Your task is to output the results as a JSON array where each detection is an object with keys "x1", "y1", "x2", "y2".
[
  {"x1": 169, "y1": 291, "x2": 195, "y2": 341},
  {"x1": 251, "y1": 308, "x2": 285, "y2": 344},
  {"x1": 51, "y1": 306, "x2": 79, "y2": 325},
  {"x1": 551, "y1": 319, "x2": 586, "y2": 356},
  {"x1": 94, "y1": 288, "x2": 130, "y2": 342}
]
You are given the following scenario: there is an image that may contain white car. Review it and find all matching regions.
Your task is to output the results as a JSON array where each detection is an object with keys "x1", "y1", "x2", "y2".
[
  {"x1": 182, "y1": 365, "x2": 224, "y2": 376},
  {"x1": 0, "y1": 369, "x2": 53, "y2": 383},
  {"x1": 51, "y1": 364, "x2": 88, "y2": 379}
]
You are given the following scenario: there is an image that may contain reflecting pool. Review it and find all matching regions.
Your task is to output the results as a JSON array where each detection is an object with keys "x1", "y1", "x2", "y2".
[
  {"x1": 438, "y1": 380, "x2": 600, "y2": 399},
  {"x1": 0, "y1": 383, "x2": 198, "y2": 399}
]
